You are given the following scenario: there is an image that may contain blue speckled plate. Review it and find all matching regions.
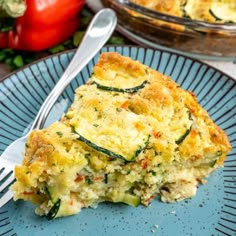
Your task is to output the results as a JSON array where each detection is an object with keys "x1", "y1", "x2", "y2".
[{"x1": 0, "y1": 46, "x2": 235, "y2": 236}]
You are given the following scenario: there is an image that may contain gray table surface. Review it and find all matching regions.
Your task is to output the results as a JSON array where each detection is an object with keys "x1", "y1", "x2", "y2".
[{"x1": 203, "y1": 61, "x2": 235, "y2": 80}]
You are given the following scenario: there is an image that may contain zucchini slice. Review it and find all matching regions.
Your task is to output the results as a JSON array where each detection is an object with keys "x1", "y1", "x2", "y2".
[
  {"x1": 106, "y1": 191, "x2": 141, "y2": 207},
  {"x1": 46, "y1": 186, "x2": 59, "y2": 204},
  {"x1": 175, "y1": 126, "x2": 192, "y2": 145},
  {"x1": 200, "y1": 151, "x2": 223, "y2": 167},
  {"x1": 183, "y1": 0, "x2": 198, "y2": 20},
  {"x1": 75, "y1": 132, "x2": 127, "y2": 161},
  {"x1": 73, "y1": 128, "x2": 150, "y2": 162},
  {"x1": 209, "y1": 2, "x2": 236, "y2": 22},
  {"x1": 46, "y1": 199, "x2": 61, "y2": 220},
  {"x1": 171, "y1": 107, "x2": 193, "y2": 145},
  {"x1": 122, "y1": 193, "x2": 141, "y2": 207},
  {"x1": 71, "y1": 105, "x2": 151, "y2": 162},
  {"x1": 92, "y1": 80, "x2": 148, "y2": 93}
]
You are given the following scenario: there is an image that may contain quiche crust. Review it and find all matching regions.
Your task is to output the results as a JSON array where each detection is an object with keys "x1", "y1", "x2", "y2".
[{"x1": 11, "y1": 52, "x2": 232, "y2": 219}]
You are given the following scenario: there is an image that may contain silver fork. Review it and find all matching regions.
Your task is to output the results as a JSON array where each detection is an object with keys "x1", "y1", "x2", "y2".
[{"x1": 0, "y1": 8, "x2": 117, "y2": 208}]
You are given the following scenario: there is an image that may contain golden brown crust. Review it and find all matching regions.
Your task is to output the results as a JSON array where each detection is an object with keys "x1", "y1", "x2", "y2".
[
  {"x1": 94, "y1": 52, "x2": 148, "y2": 80},
  {"x1": 132, "y1": 0, "x2": 184, "y2": 17},
  {"x1": 129, "y1": 0, "x2": 235, "y2": 28}
]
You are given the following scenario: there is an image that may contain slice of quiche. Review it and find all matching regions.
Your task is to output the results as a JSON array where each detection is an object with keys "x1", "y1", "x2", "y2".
[{"x1": 11, "y1": 52, "x2": 232, "y2": 219}]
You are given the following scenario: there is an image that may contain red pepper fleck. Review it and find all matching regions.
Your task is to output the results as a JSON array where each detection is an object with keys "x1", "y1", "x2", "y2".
[
  {"x1": 23, "y1": 191, "x2": 34, "y2": 195},
  {"x1": 75, "y1": 174, "x2": 85, "y2": 182},
  {"x1": 94, "y1": 176, "x2": 104, "y2": 181},
  {"x1": 146, "y1": 195, "x2": 155, "y2": 204},
  {"x1": 153, "y1": 131, "x2": 161, "y2": 138},
  {"x1": 120, "y1": 100, "x2": 129, "y2": 109},
  {"x1": 141, "y1": 157, "x2": 148, "y2": 169},
  {"x1": 69, "y1": 199, "x2": 74, "y2": 206}
]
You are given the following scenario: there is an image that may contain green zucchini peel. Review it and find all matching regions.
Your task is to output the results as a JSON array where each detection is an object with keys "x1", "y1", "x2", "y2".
[
  {"x1": 72, "y1": 127, "x2": 150, "y2": 162},
  {"x1": 46, "y1": 199, "x2": 61, "y2": 221},
  {"x1": 209, "y1": 9, "x2": 222, "y2": 21},
  {"x1": 91, "y1": 80, "x2": 148, "y2": 93},
  {"x1": 175, "y1": 125, "x2": 192, "y2": 145}
]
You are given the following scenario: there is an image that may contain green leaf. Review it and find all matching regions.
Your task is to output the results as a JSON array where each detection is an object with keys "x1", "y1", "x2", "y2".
[
  {"x1": 0, "y1": 49, "x2": 14, "y2": 61},
  {"x1": 24, "y1": 55, "x2": 36, "y2": 64},
  {"x1": 56, "y1": 131, "x2": 63, "y2": 137},
  {"x1": 13, "y1": 55, "x2": 24, "y2": 67},
  {"x1": 63, "y1": 39, "x2": 72, "y2": 46},
  {"x1": 0, "y1": 49, "x2": 35, "y2": 69},
  {"x1": 73, "y1": 31, "x2": 84, "y2": 47},
  {"x1": 48, "y1": 44, "x2": 66, "y2": 54},
  {"x1": 79, "y1": 8, "x2": 93, "y2": 30},
  {"x1": 0, "y1": 50, "x2": 7, "y2": 61},
  {"x1": 5, "y1": 57, "x2": 14, "y2": 69},
  {"x1": 108, "y1": 36, "x2": 125, "y2": 45}
]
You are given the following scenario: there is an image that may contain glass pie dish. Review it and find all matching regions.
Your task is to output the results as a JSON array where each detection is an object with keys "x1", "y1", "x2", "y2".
[{"x1": 101, "y1": 0, "x2": 236, "y2": 60}]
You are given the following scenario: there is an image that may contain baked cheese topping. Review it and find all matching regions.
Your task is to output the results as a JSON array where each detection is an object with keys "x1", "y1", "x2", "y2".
[
  {"x1": 11, "y1": 52, "x2": 232, "y2": 219},
  {"x1": 131, "y1": 0, "x2": 236, "y2": 23}
]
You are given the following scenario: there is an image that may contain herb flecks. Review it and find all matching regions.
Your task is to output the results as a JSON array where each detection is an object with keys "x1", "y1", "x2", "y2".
[{"x1": 56, "y1": 131, "x2": 63, "y2": 137}]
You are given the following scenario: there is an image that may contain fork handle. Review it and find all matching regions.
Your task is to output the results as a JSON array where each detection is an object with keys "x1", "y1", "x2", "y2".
[{"x1": 31, "y1": 9, "x2": 117, "y2": 130}]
